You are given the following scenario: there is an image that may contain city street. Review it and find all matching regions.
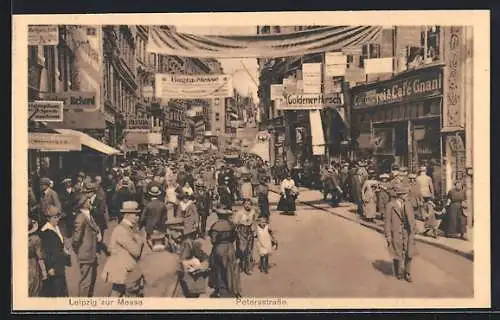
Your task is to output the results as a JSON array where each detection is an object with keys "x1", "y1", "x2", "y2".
[{"x1": 64, "y1": 189, "x2": 473, "y2": 298}]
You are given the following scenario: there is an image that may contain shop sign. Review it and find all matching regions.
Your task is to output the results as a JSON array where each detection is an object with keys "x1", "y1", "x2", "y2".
[
  {"x1": 29, "y1": 133, "x2": 81, "y2": 151},
  {"x1": 42, "y1": 91, "x2": 97, "y2": 110},
  {"x1": 127, "y1": 118, "x2": 151, "y2": 130},
  {"x1": 148, "y1": 132, "x2": 162, "y2": 145},
  {"x1": 277, "y1": 93, "x2": 343, "y2": 110},
  {"x1": 302, "y1": 63, "x2": 322, "y2": 94},
  {"x1": 123, "y1": 129, "x2": 149, "y2": 146},
  {"x1": 345, "y1": 67, "x2": 366, "y2": 83},
  {"x1": 28, "y1": 101, "x2": 64, "y2": 122},
  {"x1": 28, "y1": 25, "x2": 59, "y2": 46},
  {"x1": 351, "y1": 66, "x2": 443, "y2": 109}
]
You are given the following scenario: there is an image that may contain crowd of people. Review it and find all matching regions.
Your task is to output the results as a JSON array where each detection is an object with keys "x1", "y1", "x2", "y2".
[
  {"x1": 27, "y1": 151, "x2": 467, "y2": 296},
  {"x1": 27, "y1": 152, "x2": 281, "y2": 298}
]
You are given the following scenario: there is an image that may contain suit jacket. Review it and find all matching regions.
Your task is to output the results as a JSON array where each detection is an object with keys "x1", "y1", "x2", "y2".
[
  {"x1": 384, "y1": 199, "x2": 416, "y2": 260},
  {"x1": 72, "y1": 212, "x2": 100, "y2": 264},
  {"x1": 140, "y1": 198, "x2": 168, "y2": 235},
  {"x1": 59, "y1": 189, "x2": 78, "y2": 217},
  {"x1": 195, "y1": 191, "x2": 212, "y2": 216},
  {"x1": 90, "y1": 196, "x2": 108, "y2": 232},
  {"x1": 40, "y1": 225, "x2": 69, "y2": 276},
  {"x1": 39, "y1": 188, "x2": 62, "y2": 215},
  {"x1": 101, "y1": 220, "x2": 144, "y2": 284}
]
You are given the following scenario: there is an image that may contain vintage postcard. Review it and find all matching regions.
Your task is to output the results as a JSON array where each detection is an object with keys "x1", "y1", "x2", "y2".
[{"x1": 12, "y1": 11, "x2": 490, "y2": 311}]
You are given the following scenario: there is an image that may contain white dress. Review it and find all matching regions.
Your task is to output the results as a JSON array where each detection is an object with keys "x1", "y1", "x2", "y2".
[{"x1": 256, "y1": 225, "x2": 273, "y2": 256}]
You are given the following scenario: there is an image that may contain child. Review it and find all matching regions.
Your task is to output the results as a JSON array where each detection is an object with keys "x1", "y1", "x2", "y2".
[
  {"x1": 422, "y1": 199, "x2": 442, "y2": 238},
  {"x1": 255, "y1": 216, "x2": 278, "y2": 274}
]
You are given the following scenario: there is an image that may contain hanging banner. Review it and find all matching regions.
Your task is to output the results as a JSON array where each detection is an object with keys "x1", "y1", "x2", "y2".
[
  {"x1": 28, "y1": 25, "x2": 59, "y2": 46},
  {"x1": 270, "y1": 84, "x2": 284, "y2": 101},
  {"x1": 309, "y1": 110, "x2": 325, "y2": 155},
  {"x1": 278, "y1": 93, "x2": 343, "y2": 110},
  {"x1": 148, "y1": 26, "x2": 383, "y2": 58},
  {"x1": 155, "y1": 74, "x2": 233, "y2": 99},
  {"x1": 364, "y1": 57, "x2": 394, "y2": 74},
  {"x1": 28, "y1": 101, "x2": 64, "y2": 122},
  {"x1": 302, "y1": 63, "x2": 322, "y2": 94}
]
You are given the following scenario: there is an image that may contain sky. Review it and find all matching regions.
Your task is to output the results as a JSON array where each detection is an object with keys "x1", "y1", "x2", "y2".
[{"x1": 175, "y1": 26, "x2": 259, "y2": 102}]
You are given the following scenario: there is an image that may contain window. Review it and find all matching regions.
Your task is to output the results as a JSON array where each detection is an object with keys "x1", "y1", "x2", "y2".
[
  {"x1": 422, "y1": 26, "x2": 440, "y2": 62},
  {"x1": 360, "y1": 43, "x2": 381, "y2": 68},
  {"x1": 215, "y1": 112, "x2": 220, "y2": 121},
  {"x1": 43, "y1": 46, "x2": 56, "y2": 92},
  {"x1": 346, "y1": 55, "x2": 354, "y2": 68}
]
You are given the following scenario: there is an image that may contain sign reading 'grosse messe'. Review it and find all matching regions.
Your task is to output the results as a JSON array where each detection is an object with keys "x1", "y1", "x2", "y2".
[
  {"x1": 277, "y1": 93, "x2": 343, "y2": 110},
  {"x1": 351, "y1": 65, "x2": 443, "y2": 109}
]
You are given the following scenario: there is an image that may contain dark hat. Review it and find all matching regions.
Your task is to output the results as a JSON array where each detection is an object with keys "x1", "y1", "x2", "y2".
[
  {"x1": 391, "y1": 163, "x2": 400, "y2": 170},
  {"x1": 39, "y1": 177, "x2": 51, "y2": 185},
  {"x1": 148, "y1": 185, "x2": 162, "y2": 197},
  {"x1": 120, "y1": 201, "x2": 142, "y2": 214},
  {"x1": 394, "y1": 184, "x2": 409, "y2": 195}
]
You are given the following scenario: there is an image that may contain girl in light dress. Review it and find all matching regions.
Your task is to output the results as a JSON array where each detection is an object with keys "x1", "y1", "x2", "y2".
[{"x1": 255, "y1": 217, "x2": 278, "y2": 274}]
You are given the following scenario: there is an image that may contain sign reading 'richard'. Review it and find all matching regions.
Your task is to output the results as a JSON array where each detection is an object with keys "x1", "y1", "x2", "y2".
[
  {"x1": 351, "y1": 66, "x2": 443, "y2": 109},
  {"x1": 42, "y1": 91, "x2": 97, "y2": 110},
  {"x1": 277, "y1": 93, "x2": 343, "y2": 110}
]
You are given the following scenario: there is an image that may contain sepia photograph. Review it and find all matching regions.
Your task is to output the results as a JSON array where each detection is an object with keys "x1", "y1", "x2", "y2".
[{"x1": 12, "y1": 11, "x2": 490, "y2": 310}]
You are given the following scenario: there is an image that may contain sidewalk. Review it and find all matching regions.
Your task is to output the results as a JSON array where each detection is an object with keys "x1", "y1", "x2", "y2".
[{"x1": 268, "y1": 184, "x2": 474, "y2": 261}]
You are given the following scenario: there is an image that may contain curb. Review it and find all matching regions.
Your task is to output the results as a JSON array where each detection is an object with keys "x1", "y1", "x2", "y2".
[{"x1": 268, "y1": 186, "x2": 474, "y2": 261}]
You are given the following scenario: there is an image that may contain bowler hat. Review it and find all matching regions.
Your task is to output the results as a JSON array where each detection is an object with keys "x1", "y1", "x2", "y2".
[
  {"x1": 120, "y1": 201, "x2": 142, "y2": 214},
  {"x1": 148, "y1": 185, "x2": 162, "y2": 197},
  {"x1": 394, "y1": 184, "x2": 409, "y2": 195}
]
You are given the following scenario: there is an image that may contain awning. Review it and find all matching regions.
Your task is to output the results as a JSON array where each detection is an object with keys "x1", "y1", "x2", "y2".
[{"x1": 53, "y1": 129, "x2": 120, "y2": 156}]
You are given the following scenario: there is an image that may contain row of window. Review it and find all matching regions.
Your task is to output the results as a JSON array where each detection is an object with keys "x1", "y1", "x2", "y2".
[
  {"x1": 118, "y1": 27, "x2": 135, "y2": 71},
  {"x1": 135, "y1": 33, "x2": 148, "y2": 65},
  {"x1": 103, "y1": 59, "x2": 136, "y2": 115}
]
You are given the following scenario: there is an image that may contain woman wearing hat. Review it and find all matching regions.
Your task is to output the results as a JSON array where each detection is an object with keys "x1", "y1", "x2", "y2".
[
  {"x1": 384, "y1": 184, "x2": 417, "y2": 282},
  {"x1": 208, "y1": 206, "x2": 241, "y2": 298},
  {"x1": 232, "y1": 199, "x2": 257, "y2": 275},
  {"x1": 28, "y1": 219, "x2": 47, "y2": 297},
  {"x1": 101, "y1": 201, "x2": 145, "y2": 297},
  {"x1": 277, "y1": 172, "x2": 298, "y2": 215},
  {"x1": 39, "y1": 205, "x2": 71, "y2": 297},
  {"x1": 178, "y1": 193, "x2": 199, "y2": 241}
]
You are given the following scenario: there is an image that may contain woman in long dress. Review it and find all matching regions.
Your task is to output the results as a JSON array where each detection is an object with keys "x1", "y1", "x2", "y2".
[
  {"x1": 443, "y1": 180, "x2": 468, "y2": 239},
  {"x1": 361, "y1": 178, "x2": 378, "y2": 222},
  {"x1": 277, "y1": 173, "x2": 298, "y2": 215},
  {"x1": 28, "y1": 219, "x2": 47, "y2": 297}
]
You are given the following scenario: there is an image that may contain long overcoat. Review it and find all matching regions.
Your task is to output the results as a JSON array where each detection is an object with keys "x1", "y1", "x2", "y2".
[{"x1": 384, "y1": 199, "x2": 417, "y2": 260}]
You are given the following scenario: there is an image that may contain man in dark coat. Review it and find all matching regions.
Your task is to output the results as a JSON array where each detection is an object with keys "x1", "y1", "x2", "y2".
[
  {"x1": 59, "y1": 178, "x2": 78, "y2": 238},
  {"x1": 339, "y1": 163, "x2": 350, "y2": 201},
  {"x1": 254, "y1": 177, "x2": 270, "y2": 219},
  {"x1": 38, "y1": 177, "x2": 62, "y2": 225},
  {"x1": 350, "y1": 168, "x2": 363, "y2": 216},
  {"x1": 84, "y1": 182, "x2": 109, "y2": 236},
  {"x1": 384, "y1": 183, "x2": 417, "y2": 282},
  {"x1": 139, "y1": 185, "x2": 168, "y2": 241},
  {"x1": 217, "y1": 177, "x2": 234, "y2": 210},
  {"x1": 194, "y1": 179, "x2": 212, "y2": 237}
]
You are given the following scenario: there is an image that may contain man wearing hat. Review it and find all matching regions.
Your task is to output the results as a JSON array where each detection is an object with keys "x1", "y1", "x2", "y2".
[
  {"x1": 84, "y1": 181, "x2": 109, "y2": 236},
  {"x1": 72, "y1": 192, "x2": 103, "y2": 297},
  {"x1": 217, "y1": 176, "x2": 234, "y2": 210},
  {"x1": 208, "y1": 205, "x2": 241, "y2": 298},
  {"x1": 254, "y1": 176, "x2": 270, "y2": 219},
  {"x1": 73, "y1": 172, "x2": 86, "y2": 194},
  {"x1": 59, "y1": 178, "x2": 78, "y2": 238},
  {"x1": 38, "y1": 177, "x2": 62, "y2": 225},
  {"x1": 140, "y1": 185, "x2": 168, "y2": 243},
  {"x1": 102, "y1": 201, "x2": 145, "y2": 297},
  {"x1": 384, "y1": 183, "x2": 417, "y2": 283},
  {"x1": 399, "y1": 167, "x2": 410, "y2": 185},
  {"x1": 416, "y1": 166, "x2": 435, "y2": 202},
  {"x1": 194, "y1": 179, "x2": 212, "y2": 237},
  {"x1": 377, "y1": 174, "x2": 391, "y2": 220}
]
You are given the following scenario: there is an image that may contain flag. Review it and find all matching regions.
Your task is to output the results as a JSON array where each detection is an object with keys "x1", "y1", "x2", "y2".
[{"x1": 148, "y1": 26, "x2": 383, "y2": 58}]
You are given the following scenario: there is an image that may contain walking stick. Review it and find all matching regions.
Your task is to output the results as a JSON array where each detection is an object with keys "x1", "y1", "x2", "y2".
[{"x1": 171, "y1": 276, "x2": 180, "y2": 297}]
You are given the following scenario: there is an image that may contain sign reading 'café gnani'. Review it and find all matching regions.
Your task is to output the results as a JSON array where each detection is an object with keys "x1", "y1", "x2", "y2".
[{"x1": 351, "y1": 66, "x2": 443, "y2": 109}]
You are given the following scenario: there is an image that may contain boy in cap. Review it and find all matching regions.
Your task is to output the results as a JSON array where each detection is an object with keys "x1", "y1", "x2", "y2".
[
  {"x1": 384, "y1": 184, "x2": 416, "y2": 282},
  {"x1": 101, "y1": 201, "x2": 145, "y2": 297}
]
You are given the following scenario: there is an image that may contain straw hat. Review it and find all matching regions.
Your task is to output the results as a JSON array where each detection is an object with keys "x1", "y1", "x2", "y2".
[
  {"x1": 61, "y1": 178, "x2": 72, "y2": 185},
  {"x1": 419, "y1": 166, "x2": 427, "y2": 173},
  {"x1": 379, "y1": 173, "x2": 390, "y2": 180},
  {"x1": 45, "y1": 205, "x2": 61, "y2": 217},
  {"x1": 120, "y1": 201, "x2": 142, "y2": 214}
]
